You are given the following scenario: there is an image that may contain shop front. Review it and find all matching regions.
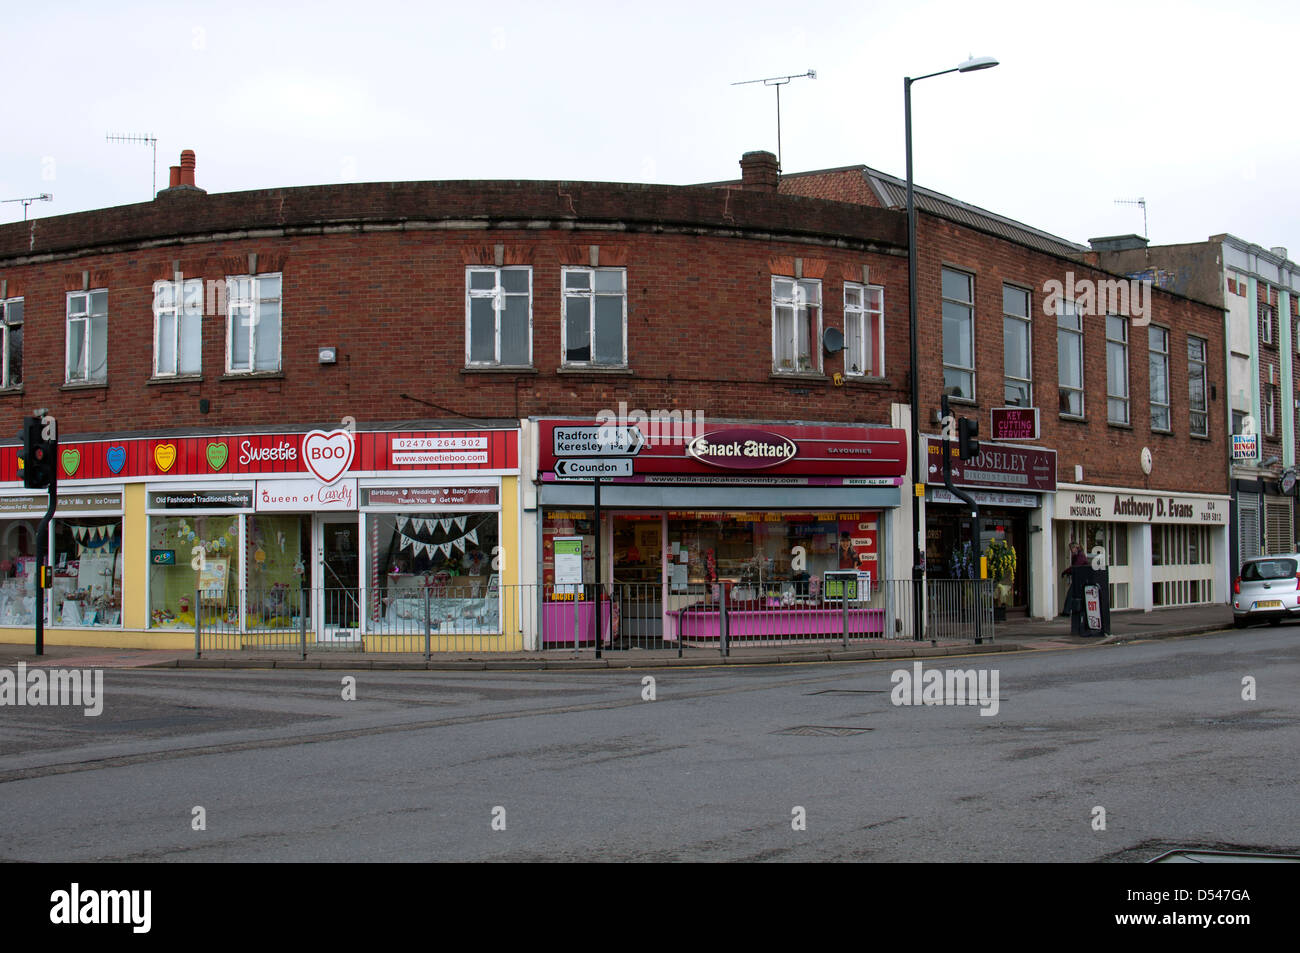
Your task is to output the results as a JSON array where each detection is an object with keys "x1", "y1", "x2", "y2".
[
  {"x1": 534, "y1": 419, "x2": 907, "y2": 645},
  {"x1": 924, "y1": 437, "x2": 1055, "y2": 620},
  {"x1": 0, "y1": 427, "x2": 520, "y2": 650},
  {"x1": 1053, "y1": 486, "x2": 1230, "y2": 611}
]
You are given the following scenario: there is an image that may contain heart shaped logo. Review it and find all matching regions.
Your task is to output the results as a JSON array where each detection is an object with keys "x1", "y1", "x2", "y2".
[
  {"x1": 154, "y1": 443, "x2": 178, "y2": 472},
  {"x1": 206, "y1": 442, "x2": 228, "y2": 470},
  {"x1": 301, "y1": 429, "x2": 355, "y2": 485},
  {"x1": 61, "y1": 449, "x2": 80, "y2": 476},
  {"x1": 105, "y1": 445, "x2": 126, "y2": 474}
]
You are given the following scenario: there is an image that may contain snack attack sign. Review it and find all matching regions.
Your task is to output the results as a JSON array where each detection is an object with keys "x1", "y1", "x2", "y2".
[
  {"x1": 0, "y1": 430, "x2": 518, "y2": 483},
  {"x1": 536, "y1": 420, "x2": 907, "y2": 480}
]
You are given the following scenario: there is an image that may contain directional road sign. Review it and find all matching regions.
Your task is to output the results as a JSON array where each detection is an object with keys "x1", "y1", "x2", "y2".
[
  {"x1": 554, "y1": 458, "x2": 634, "y2": 479},
  {"x1": 552, "y1": 426, "x2": 644, "y2": 457}
]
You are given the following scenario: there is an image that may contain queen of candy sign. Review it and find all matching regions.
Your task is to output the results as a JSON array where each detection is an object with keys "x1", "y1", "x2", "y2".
[{"x1": 301, "y1": 429, "x2": 356, "y2": 485}]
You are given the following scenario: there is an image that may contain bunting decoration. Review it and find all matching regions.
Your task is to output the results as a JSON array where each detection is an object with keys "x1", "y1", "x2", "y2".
[{"x1": 394, "y1": 514, "x2": 488, "y2": 559}]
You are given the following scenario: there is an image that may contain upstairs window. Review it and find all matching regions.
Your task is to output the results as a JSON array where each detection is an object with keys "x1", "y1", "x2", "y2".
[
  {"x1": 1148, "y1": 325, "x2": 1170, "y2": 432},
  {"x1": 0, "y1": 297, "x2": 21, "y2": 389},
  {"x1": 466, "y1": 267, "x2": 531, "y2": 367},
  {"x1": 942, "y1": 268, "x2": 974, "y2": 400},
  {"x1": 563, "y1": 268, "x2": 626, "y2": 367},
  {"x1": 1002, "y1": 285, "x2": 1031, "y2": 407},
  {"x1": 226, "y1": 274, "x2": 282, "y2": 374},
  {"x1": 1056, "y1": 299, "x2": 1084, "y2": 417},
  {"x1": 772, "y1": 277, "x2": 822, "y2": 373},
  {"x1": 153, "y1": 278, "x2": 203, "y2": 377},
  {"x1": 843, "y1": 282, "x2": 883, "y2": 377},
  {"x1": 1106, "y1": 314, "x2": 1130, "y2": 425},
  {"x1": 66, "y1": 290, "x2": 108, "y2": 383}
]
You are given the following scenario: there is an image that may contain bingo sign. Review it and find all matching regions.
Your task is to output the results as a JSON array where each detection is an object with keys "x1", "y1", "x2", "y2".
[
  {"x1": 1232, "y1": 433, "x2": 1259, "y2": 461},
  {"x1": 990, "y1": 407, "x2": 1040, "y2": 441}
]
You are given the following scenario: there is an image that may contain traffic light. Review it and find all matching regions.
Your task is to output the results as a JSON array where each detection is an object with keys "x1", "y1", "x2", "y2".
[
  {"x1": 958, "y1": 416, "x2": 980, "y2": 461},
  {"x1": 17, "y1": 416, "x2": 56, "y2": 489}
]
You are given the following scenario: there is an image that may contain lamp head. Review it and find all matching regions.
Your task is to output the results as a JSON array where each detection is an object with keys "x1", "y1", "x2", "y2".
[{"x1": 957, "y1": 55, "x2": 999, "y2": 72}]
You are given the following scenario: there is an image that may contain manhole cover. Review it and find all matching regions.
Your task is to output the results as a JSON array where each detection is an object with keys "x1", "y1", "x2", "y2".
[{"x1": 773, "y1": 725, "x2": 872, "y2": 736}]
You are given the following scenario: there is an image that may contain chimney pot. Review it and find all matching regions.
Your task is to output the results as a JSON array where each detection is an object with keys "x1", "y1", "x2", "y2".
[
  {"x1": 169, "y1": 166, "x2": 181, "y2": 188},
  {"x1": 739, "y1": 150, "x2": 780, "y2": 193},
  {"x1": 180, "y1": 149, "x2": 196, "y2": 187}
]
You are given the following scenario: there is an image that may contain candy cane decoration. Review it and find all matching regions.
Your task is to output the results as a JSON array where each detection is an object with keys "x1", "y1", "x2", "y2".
[{"x1": 370, "y1": 518, "x2": 380, "y2": 621}]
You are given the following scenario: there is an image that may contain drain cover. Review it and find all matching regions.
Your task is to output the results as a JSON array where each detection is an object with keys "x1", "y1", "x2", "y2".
[{"x1": 773, "y1": 725, "x2": 872, "y2": 736}]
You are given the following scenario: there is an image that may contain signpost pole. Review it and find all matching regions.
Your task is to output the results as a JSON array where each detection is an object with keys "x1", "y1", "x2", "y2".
[
  {"x1": 593, "y1": 476, "x2": 602, "y2": 658},
  {"x1": 34, "y1": 475, "x2": 57, "y2": 657}
]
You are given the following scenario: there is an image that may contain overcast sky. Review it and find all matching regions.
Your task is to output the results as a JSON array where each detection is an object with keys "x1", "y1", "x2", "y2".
[{"x1": 4, "y1": 0, "x2": 1296, "y2": 260}]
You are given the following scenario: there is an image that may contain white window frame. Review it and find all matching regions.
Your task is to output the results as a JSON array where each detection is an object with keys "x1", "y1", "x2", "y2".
[
  {"x1": 771, "y1": 276, "x2": 823, "y2": 374},
  {"x1": 0, "y1": 297, "x2": 21, "y2": 389},
  {"x1": 1189, "y1": 335, "x2": 1210, "y2": 437},
  {"x1": 1148, "y1": 325, "x2": 1171, "y2": 433},
  {"x1": 562, "y1": 267, "x2": 627, "y2": 367},
  {"x1": 1259, "y1": 301, "x2": 1275, "y2": 345},
  {"x1": 152, "y1": 278, "x2": 204, "y2": 378},
  {"x1": 225, "y1": 273, "x2": 282, "y2": 374},
  {"x1": 465, "y1": 266, "x2": 533, "y2": 367},
  {"x1": 942, "y1": 268, "x2": 975, "y2": 400},
  {"x1": 1057, "y1": 298, "x2": 1084, "y2": 418},
  {"x1": 843, "y1": 282, "x2": 883, "y2": 377},
  {"x1": 66, "y1": 289, "x2": 108, "y2": 384},
  {"x1": 1106, "y1": 314, "x2": 1130, "y2": 425},
  {"x1": 1002, "y1": 284, "x2": 1032, "y2": 407}
]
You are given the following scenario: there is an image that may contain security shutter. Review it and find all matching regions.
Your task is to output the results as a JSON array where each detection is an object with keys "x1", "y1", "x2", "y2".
[
  {"x1": 1264, "y1": 500, "x2": 1293, "y2": 554},
  {"x1": 1239, "y1": 498, "x2": 1260, "y2": 561}
]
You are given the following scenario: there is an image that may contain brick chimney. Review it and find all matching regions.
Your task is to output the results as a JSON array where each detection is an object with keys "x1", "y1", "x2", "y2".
[
  {"x1": 739, "y1": 151, "x2": 779, "y2": 193},
  {"x1": 158, "y1": 150, "x2": 207, "y2": 197}
]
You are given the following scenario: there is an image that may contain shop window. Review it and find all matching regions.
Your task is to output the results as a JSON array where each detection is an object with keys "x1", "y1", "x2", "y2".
[
  {"x1": 1106, "y1": 315, "x2": 1129, "y2": 424},
  {"x1": 1002, "y1": 285, "x2": 1031, "y2": 407},
  {"x1": 844, "y1": 283, "x2": 884, "y2": 377},
  {"x1": 542, "y1": 511, "x2": 596, "y2": 589},
  {"x1": 226, "y1": 274, "x2": 281, "y2": 373},
  {"x1": 1149, "y1": 326, "x2": 1171, "y2": 432},
  {"x1": 0, "y1": 519, "x2": 39, "y2": 626},
  {"x1": 772, "y1": 277, "x2": 822, "y2": 374},
  {"x1": 941, "y1": 268, "x2": 974, "y2": 400},
  {"x1": 665, "y1": 511, "x2": 879, "y2": 600},
  {"x1": 1188, "y1": 336, "x2": 1209, "y2": 437},
  {"x1": 368, "y1": 511, "x2": 499, "y2": 634},
  {"x1": 66, "y1": 289, "x2": 108, "y2": 383},
  {"x1": 563, "y1": 268, "x2": 626, "y2": 367},
  {"x1": 1057, "y1": 299, "x2": 1084, "y2": 417},
  {"x1": 1, "y1": 297, "x2": 21, "y2": 389},
  {"x1": 466, "y1": 266, "x2": 531, "y2": 367},
  {"x1": 152, "y1": 277, "x2": 203, "y2": 377},
  {"x1": 149, "y1": 515, "x2": 241, "y2": 628},
  {"x1": 245, "y1": 515, "x2": 311, "y2": 628},
  {"x1": 51, "y1": 517, "x2": 123, "y2": 627}
]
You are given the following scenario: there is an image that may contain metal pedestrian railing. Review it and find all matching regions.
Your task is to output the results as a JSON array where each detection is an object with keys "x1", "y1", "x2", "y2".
[{"x1": 193, "y1": 578, "x2": 994, "y2": 658}]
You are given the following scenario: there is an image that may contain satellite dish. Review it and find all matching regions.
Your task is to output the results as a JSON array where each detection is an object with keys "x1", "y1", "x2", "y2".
[{"x1": 823, "y1": 327, "x2": 844, "y2": 355}]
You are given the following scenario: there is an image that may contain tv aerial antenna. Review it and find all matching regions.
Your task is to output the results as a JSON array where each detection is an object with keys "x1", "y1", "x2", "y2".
[
  {"x1": 731, "y1": 70, "x2": 816, "y2": 172},
  {"x1": 1, "y1": 193, "x2": 53, "y2": 221},
  {"x1": 106, "y1": 133, "x2": 159, "y2": 196},
  {"x1": 1114, "y1": 197, "x2": 1148, "y2": 240}
]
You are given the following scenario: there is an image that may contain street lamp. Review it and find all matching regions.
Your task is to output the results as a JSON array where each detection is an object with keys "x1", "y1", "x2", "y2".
[{"x1": 905, "y1": 55, "x2": 998, "y2": 640}]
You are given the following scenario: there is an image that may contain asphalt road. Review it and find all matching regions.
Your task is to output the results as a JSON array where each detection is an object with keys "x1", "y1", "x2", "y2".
[{"x1": 1, "y1": 628, "x2": 1298, "y2": 862}]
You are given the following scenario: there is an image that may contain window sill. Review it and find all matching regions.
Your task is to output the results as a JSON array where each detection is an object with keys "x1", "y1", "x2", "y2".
[
  {"x1": 1150, "y1": 428, "x2": 1175, "y2": 437},
  {"x1": 148, "y1": 374, "x2": 203, "y2": 386},
  {"x1": 1059, "y1": 413, "x2": 1087, "y2": 423},
  {"x1": 1190, "y1": 433, "x2": 1213, "y2": 441},
  {"x1": 770, "y1": 371, "x2": 828, "y2": 382},
  {"x1": 219, "y1": 370, "x2": 284, "y2": 382},
  {"x1": 61, "y1": 380, "x2": 108, "y2": 391},
  {"x1": 0, "y1": 385, "x2": 23, "y2": 395},
  {"x1": 842, "y1": 375, "x2": 888, "y2": 387},
  {"x1": 1107, "y1": 421, "x2": 1133, "y2": 430},
  {"x1": 462, "y1": 366, "x2": 538, "y2": 375},
  {"x1": 555, "y1": 366, "x2": 633, "y2": 375}
]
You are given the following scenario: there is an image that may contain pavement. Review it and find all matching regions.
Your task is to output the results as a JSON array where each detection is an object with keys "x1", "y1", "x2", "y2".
[{"x1": 0, "y1": 603, "x2": 1242, "y2": 671}]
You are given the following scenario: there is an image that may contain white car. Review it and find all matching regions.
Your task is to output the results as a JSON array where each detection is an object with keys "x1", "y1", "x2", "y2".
[{"x1": 1232, "y1": 554, "x2": 1300, "y2": 628}]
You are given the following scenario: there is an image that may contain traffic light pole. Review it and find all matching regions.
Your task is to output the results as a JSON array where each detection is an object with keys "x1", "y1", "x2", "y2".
[
  {"x1": 940, "y1": 396, "x2": 982, "y2": 644},
  {"x1": 34, "y1": 477, "x2": 56, "y2": 656}
]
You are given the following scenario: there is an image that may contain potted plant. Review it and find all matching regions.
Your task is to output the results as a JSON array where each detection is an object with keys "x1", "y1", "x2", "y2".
[{"x1": 985, "y1": 539, "x2": 1017, "y2": 621}]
